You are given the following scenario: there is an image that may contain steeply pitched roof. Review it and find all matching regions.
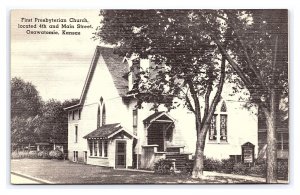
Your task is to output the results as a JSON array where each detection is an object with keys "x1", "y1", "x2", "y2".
[
  {"x1": 83, "y1": 123, "x2": 122, "y2": 139},
  {"x1": 100, "y1": 47, "x2": 129, "y2": 97},
  {"x1": 64, "y1": 46, "x2": 128, "y2": 110},
  {"x1": 143, "y1": 111, "x2": 175, "y2": 124}
]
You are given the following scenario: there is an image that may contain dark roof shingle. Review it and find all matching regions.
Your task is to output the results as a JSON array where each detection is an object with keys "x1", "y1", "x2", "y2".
[
  {"x1": 83, "y1": 123, "x2": 122, "y2": 139},
  {"x1": 99, "y1": 47, "x2": 129, "y2": 96}
]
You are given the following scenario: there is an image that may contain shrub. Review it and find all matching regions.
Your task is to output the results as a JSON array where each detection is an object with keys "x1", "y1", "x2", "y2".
[
  {"x1": 11, "y1": 151, "x2": 30, "y2": 159},
  {"x1": 278, "y1": 159, "x2": 289, "y2": 180},
  {"x1": 28, "y1": 151, "x2": 38, "y2": 159},
  {"x1": 248, "y1": 164, "x2": 266, "y2": 177},
  {"x1": 233, "y1": 163, "x2": 248, "y2": 175},
  {"x1": 183, "y1": 159, "x2": 194, "y2": 175},
  {"x1": 49, "y1": 149, "x2": 63, "y2": 160},
  {"x1": 38, "y1": 150, "x2": 50, "y2": 159},
  {"x1": 154, "y1": 159, "x2": 175, "y2": 175},
  {"x1": 221, "y1": 158, "x2": 235, "y2": 174},
  {"x1": 204, "y1": 157, "x2": 223, "y2": 172}
]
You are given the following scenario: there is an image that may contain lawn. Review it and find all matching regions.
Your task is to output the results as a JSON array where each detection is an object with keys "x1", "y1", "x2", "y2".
[{"x1": 11, "y1": 159, "x2": 264, "y2": 184}]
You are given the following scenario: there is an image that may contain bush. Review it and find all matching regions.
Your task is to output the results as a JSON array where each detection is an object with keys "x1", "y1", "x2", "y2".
[
  {"x1": 11, "y1": 151, "x2": 30, "y2": 159},
  {"x1": 278, "y1": 159, "x2": 289, "y2": 180},
  {"x1": 38, "y1": 150, "x2": 50, "y2": 159},
  {"x1": 233, "y1": 163, "x2": 248, "y2": 175},
  {"x1": 221, "y1": 158, "x2": 235, "y2": 174},
  {"x1": 49, "y1": 149, "x2": 63, "y2": 160},
  {"x1": 28, "y1": 151, "x2": 38, "y2": 159},
  {"x1": 183, "y1": 159, "x2": 194, "y2": 175},
  {"x1": 249, "y1": 164, "x2": 266, "y2": 177},
  {"x1": 204, "y1": 157, "x2": 223, "y2": 172},
  {"x1": 154, "y1": 159, "x2": 175, "y2": 175}
]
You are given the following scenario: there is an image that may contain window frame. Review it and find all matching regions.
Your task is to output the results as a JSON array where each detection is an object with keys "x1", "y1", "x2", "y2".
[
  {"x1": 208, "y1": 100, "x2": 228, "y2": 144},
  {"x1": 75, "y1": 125, "x2": 78, "y2": 143},
  {"x1": 88, "y1": 139, "x2": 108, "y2": 158}
]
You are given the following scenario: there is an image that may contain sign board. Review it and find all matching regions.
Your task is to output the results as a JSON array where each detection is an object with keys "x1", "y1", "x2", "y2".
[{"x1": 241, "y1": 142, "x2": 255, "y2": 165}]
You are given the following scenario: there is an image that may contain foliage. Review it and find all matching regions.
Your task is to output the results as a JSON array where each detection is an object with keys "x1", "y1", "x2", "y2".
[
  {"x1": 11, "y1": 151, "x2": 29, "y2": 159},
  {"x1": 11, "y1": 116, "x2": 41, "y2": 148},
  {"x1": 37, "y1": 99, "x2": 70, "y2": 144},
  {"x1": 37, "y1": 150, "x2": 50, "y2": 159},
  {"x1": 221, "y1": 158, "x2": 235, "y2": 174},
  {"x1": 249, "y1": 164, "x2": 266, "y2": 177},
  {"x1": 28, "y1": 151, "x2": 39, "y2": 159},
  {"x1": 11, "y1": 77, "x2": 77, "y2": 149},
  {"x1": 232, "y1": 163, "x2": 248, "y2": 175},
  {"x1": 277, "y1": 160, "x2": 288, "y2": 180},
  {"x1": 97, "y1": 9, "x2": 230, "y2": 178},
  {"x1": 212, "y1": 10, "x2": 288, "y2": 183},
  {"x1": 203, "y1": 157, "x2": 223, "y2": 172},
  {"x1": 49, "y1": 149, "x2": 64, "y2": 160},
  {"x1": 154, "y1": 159, "x2": 175, "y2": 175},
  {"x1": 11, "y1": 77, "x2": 43, "y2": 118}
]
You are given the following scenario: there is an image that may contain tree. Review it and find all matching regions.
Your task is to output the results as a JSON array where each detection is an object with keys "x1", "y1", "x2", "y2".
[
  {"x1": 37, "y1": 99, "x2": 79, "y2": 144},
  {"x1": 210, "y1": 10, "x2": 288, "y2": 183},
  {"x1": 11, "y1": 77, "x2": 43, "y2": 150},
  {"x1": 37, "y1": 99, "x2": 66, "y2": 144},
  {"x1": 11, "y1": 116, "x2": 41, "y2": 150},
  {"x1": 96, "y1": 10, "x2": 231, "y2": 178},
  {"x1": 11, "y1": 77, "x2": 42, "y2": 118}
]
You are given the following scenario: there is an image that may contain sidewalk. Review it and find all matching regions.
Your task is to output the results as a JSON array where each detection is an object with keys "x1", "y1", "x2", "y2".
[
  {"x1": 11, "y1": 171, "x2": 54, "y2": 184},
  {"x1": 204, "y1": 171, "x2": 288, "y2": 184}
]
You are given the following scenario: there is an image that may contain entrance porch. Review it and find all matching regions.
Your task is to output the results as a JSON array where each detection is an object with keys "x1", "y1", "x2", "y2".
[{"x1": 83, "y1": 123, "x2": 136, "y2": 169}]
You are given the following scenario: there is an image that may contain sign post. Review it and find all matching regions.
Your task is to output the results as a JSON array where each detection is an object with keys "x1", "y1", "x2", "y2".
[{"x1": 241, "y1": 142, "x2": 255, "y2": 167}]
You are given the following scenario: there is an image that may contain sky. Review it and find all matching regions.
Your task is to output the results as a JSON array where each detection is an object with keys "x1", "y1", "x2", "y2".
[{"x1": 11, "y1": 10, "x2": 102, "y2": 102}]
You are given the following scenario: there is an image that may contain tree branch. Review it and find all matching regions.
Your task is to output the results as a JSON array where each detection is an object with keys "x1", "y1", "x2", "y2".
[
  {"x1": 203, "y1": 55, "x2": 226, "y2": 126},
  {"x1": 212, "y1": 36, "x2": 252, "y2": 88},
  {"x1": 185, "y1": 90, "x2": 196, "y2": 114},
  {"x1": 202, "y1": 79, "x2": 212, "y2": 123},
  {"x1": 186, "y1": 79, "x2": 202, "y2": 127},
  {"x1": 271, "y1": 35, "x2": 279, "y2": 86}
]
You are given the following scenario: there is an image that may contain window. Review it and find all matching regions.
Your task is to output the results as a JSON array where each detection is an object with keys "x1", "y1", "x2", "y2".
[
  {"x1": 104, "y1": 141, "x2": 108, "y2": 157},
  {"x1": 133, "y1": 109, "x2": 138, "y2": 135},
  {"x1": 208, "y1": 100, "x2": 228, "y2": 143},
  {"x1": 220, "y1": 114, "x2": 227, "y2": 141},
  {"x1": 221, "y1": 101, "x2": 227, "y2": 112},
  {"x1": 72, "y1": 111, "x2": 75, "y2": 120},
  {"x1": 89, "y1": 141, "x2": 93, "y2": 156},
  {"x1": 73, "y1": 151, "x2": 78, "y2": 162},
  {"x1": 88, "y1": 139, "x2": 108, "y2": 157},
  {"x1": 209, "y1": 115, "x2": 217, "y2": 141},
  {"x1": 97, "y1": 97, "x2": 106, "y2": 128},
  {"x1": 102, "y1": 104, "x2": 106, "y2": 126},
  {"x1": 99, "y1": 140, "x2": 103, "y2": 156},
  {"x1": 277, "y1": 131, "x2": 289, "y2": 150},
  {"x1": 94, "y1": 140, "x2": 98, "y2": 156},
  {"x1": 97, "y1": 106, "x2": 100, "y2": 128},
  {"x1": 78, "y1": 109, "x2": 81, "y2": 120},
  {"x1": 75, "y1": 125, "x2": 78, "y2": 143}
]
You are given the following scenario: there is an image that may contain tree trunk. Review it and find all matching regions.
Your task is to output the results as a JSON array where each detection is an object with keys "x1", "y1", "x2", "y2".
[
  {"x1": 264, "y1": 89, "x2": 278, "y2": 183},
  {"x1": 191, "y1": 124, "x2": 208, "y2": 179}
]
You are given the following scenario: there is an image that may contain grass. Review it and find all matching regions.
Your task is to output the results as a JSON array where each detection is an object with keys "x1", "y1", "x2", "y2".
[{"x1": 11, "y1": 159, "x2": 264, "y2": 184}]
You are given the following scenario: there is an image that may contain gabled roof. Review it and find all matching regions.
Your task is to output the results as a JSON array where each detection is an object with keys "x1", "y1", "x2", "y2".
[
  {"x1": 83, "y1": 123, "x2": 135, "y2": 139},
  {"x1": 143, "y1": 111, "x2": 175, "y2": 124},
  {"x1": 64, "y1": 46, "x2": 128, "y2": 110}
]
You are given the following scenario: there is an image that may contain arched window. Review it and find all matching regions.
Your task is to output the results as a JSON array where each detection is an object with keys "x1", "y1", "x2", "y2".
[
  {"x1": 102, "y1": 104, "x2": 106, "y2": 126},
  {"x1": 209, "y1": 100, "x2": 228, "y2": 143},
  {"x1": 221, "y1": 101, "x2": 227, "y2": 112},
  {"x1": 97, "y1": 106, "x2": 101, "y2": 128},
  {"x1": 220, "y1": 101, "x2": 228, "y2": 142}
]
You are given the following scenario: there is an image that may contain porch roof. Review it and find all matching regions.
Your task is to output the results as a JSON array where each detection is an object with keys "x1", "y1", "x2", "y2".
[
  {"x1": 143, "y1": 111, "x2": 175, "y2": 124},
  {"x1": 83, "y1": 123, "x2": 136, "y2": 139}
]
